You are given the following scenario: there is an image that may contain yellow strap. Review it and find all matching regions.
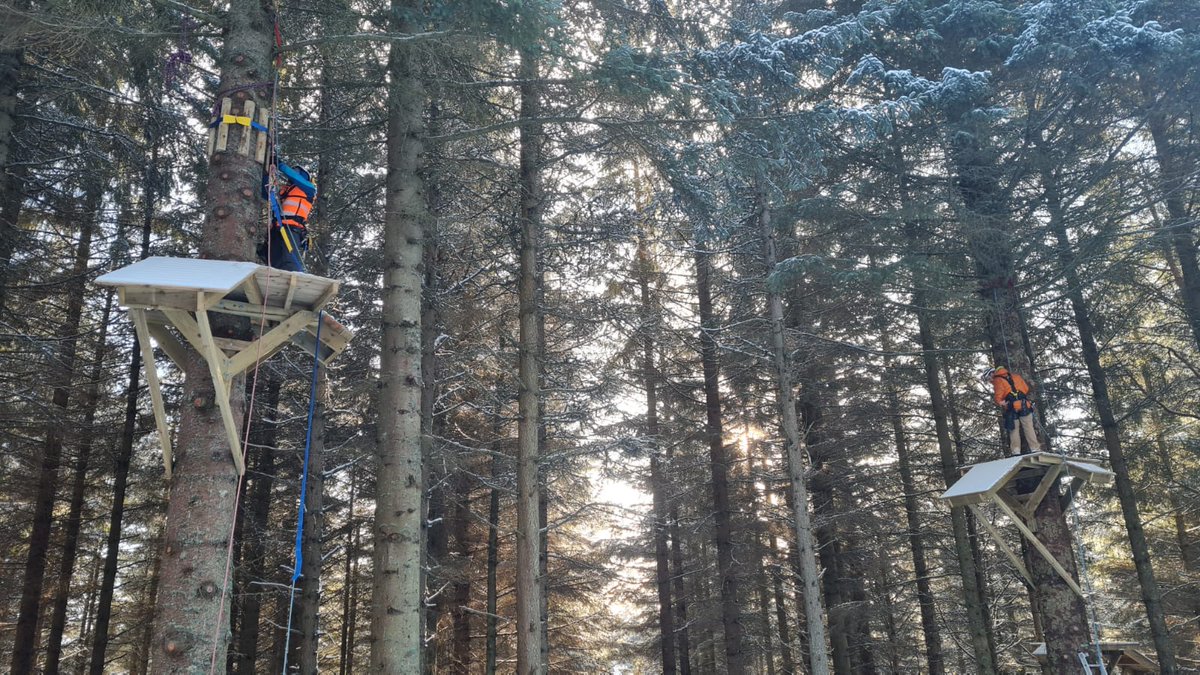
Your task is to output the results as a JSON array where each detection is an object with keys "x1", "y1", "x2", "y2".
[
  {"x1": 279, "y1": 226, "x2": 294, "y2": 253},
  {"x1": 222, "y1": 114, "x2": 252, "y2": 126}
]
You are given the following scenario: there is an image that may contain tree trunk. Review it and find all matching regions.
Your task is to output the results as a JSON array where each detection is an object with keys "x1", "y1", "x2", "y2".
[
  {"x1": 692, "y1": 239, "x2": 747, "y2": 674},
  {"x1": 485, "y1": 450, "x2": 502, "y2": 675},
  {"x1": 670, "y1": 498, "x2": 693, "y2": 675},
  {"x1": 291, "y1": 362, "x2": 327, "y2": 675},
  {"x1": 12, "y1": 181, "x2": 100, "y2": 674},
  {"x1": 370, "y1": 0, "x2": 427, "y2": 668},
  {"x1": 0, "y1": 36, "x2": 24, "y2": 316},
  {"x1": 879, "y1": 337, "x2": 943, "y2": 675},
  {"x1": 949, "y1": 113, "x2": 1092, "y2": 672},
  {"x1": 448, "y1": 464, "x2": 473, "y2": 675},
  {"x1": 338, "y1": 467, "x2": 359, "y2": 675},
  {"x1": 91, "y1": 145, "x2": 155, "y2": 674},
  {"x1": 1146, "y1": 103, "x2": 1200, "y2": 354},
  {"x1": 759, "y1": 196, "x2": 831, "y2": 675},
  {"x1": 635, "y1": 236, "x2": 677, "y2": 674},
  {"x1": 149, "y1": 0, "x2": 274, "y2": 668},
  {"x1": 233, "y1": 375, "x2": 281, "y2": 675},
  {"x1": 133, "y1": 526, "x2": 165, "y2": 675},
  {"x1": 515, "y1": 43, "x2": 546, "y2": 675},
  {"x1": 912, "y1": 287, "x2": 997, "y2": 674},
  {"x1": 768, "y1": 526, "x2": 795, "y2": 675},
  {"x1": 1046, "y1": 173, "x2": 1176, "y2": 672},
  {"x1": 44, "y1": 288, "x2": 115, "y2": 675},
  {"x1": 421, "y1": 197, "x2": 445, "y2": 674}
]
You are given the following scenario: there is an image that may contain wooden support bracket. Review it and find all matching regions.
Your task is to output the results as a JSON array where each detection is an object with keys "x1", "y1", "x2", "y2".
[
  {"x1": 969, "y1": 504, "x2": 1032, "y2": 587},
  {"x1": 145, "y1": 321, "x2": 188, "y2": 371},
  {"x1": 130, "y1": 309, "x2": 174, "y2": 480},
  {"x1": 991, "y1": 494, "x2": 1084, "y2": 597},
  {"x1": 1022, "y1": 464, "x2": 1063, "y2": 522},
  {"x1": 225, "y1": 310, "x2": 315, "y2": 378},
  {"x1": 195, "y1": 293, "x2": 246, "y2": 475}
]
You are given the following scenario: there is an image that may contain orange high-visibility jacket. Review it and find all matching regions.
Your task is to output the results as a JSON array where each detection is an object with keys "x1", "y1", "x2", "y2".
[
  {"x1": 991, "y1": 367, "x2": 1034, "y2": 413},
  {"x1": 280, "y1": 185, "x2": 313, "y2": 228}
]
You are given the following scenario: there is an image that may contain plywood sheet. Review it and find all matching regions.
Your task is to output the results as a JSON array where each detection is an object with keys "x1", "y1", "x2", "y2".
[
  {"x1": 941, "y1": 455, "x2": 1026, "y2": 503},
  {"x1": 98, "y1": 257, "x2": 259, "y2": 294}
]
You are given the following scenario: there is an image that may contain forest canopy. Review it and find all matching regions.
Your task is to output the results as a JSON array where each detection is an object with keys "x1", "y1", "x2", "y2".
[{"x1": 1, "y1": 0, "x2": 1198, "y2": 673}]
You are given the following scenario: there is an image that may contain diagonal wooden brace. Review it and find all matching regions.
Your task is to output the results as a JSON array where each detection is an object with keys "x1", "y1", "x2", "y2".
[
  {"x1": 195, "y1": 293, "x2": 246, "y2": 475},
  {"x1": 991, "y1": 494, "x2": 1084, "y2": 597},
  {"x1": 130, "y1": 309, "x2": 174, "y2": 480}
]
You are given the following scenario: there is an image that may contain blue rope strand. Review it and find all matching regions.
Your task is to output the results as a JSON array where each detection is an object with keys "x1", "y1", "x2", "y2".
[{"x1": 282, "y1": 310, "x2": 323, "y2": 673}]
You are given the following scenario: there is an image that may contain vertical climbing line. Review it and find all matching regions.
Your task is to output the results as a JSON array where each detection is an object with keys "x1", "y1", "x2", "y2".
[{"x1": 282, "y1": 311, "x2": 324, "y2": 673}]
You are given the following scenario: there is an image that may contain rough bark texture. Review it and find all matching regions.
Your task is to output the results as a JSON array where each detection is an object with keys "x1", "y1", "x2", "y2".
[
  {"x1": 485, "y1": 449, "x2": 502, "y2": 675},
  {"x1": 760, "y1": 199, "x2": 831, "y2": 675},
  {"x1": 370, "y1": 0, "x2": 427, "y2": 668},
  {"x1": 44, "y1": 289, "x2": 115, "y2": 675},
  {"x1": 11, "y1": 182, "x2": 99, "y2": 674},
  {"x1": 636, "y1": 237, "x2": 677, "y2": 675},
  {"x1": 148, "y1": 0, "x2": 274, "y2": 670},
  {"x1": 669, "y1": 497, "x2": 693, "y2": 675},
  {"x1": 1046, "y1": 176, "x2": 1175, "y2": 672},
  {"x1": 692, "y1": 239, "x2": 746, "y2": 674},
  {"x1": 232, "y1": 376, "x2": 281, "y2": 674},
  {"x1": 515, "y1": 44, "x2": 546, "y2": 675}
]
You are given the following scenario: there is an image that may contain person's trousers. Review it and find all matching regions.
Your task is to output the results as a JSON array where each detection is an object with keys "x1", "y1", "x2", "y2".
[
  {"x1": 265, "y1": 224, "x2": 307, "y2": 272},
  {"x1": 1008, "y1": 412, "x2": 1041, "y2": 453}
]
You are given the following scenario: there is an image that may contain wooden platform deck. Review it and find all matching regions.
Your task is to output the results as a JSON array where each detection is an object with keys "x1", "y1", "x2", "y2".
[{"x1": 97, "y1": 257, "x2": 354, "y2": 477}]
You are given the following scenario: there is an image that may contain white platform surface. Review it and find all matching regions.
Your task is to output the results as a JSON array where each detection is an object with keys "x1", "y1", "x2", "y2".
[
  {"x1": 97, "y1": 256, "x2": 260, "y2": 293},
  {"x1": 941, "y1": 452, "x2": 1113, "y2": 502}
]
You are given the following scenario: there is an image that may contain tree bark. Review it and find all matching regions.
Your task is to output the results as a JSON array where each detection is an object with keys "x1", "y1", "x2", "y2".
[
  {"x1": 0, "y1": 35, "x2": 24, "y2": 316},
  {"x1": 692, "y1": 238, "x2": 747, "y2": 674},
  {"x1": 635, "y1": 236, "x2": 677, "y2": 674},
  {"x1": 515, "y1": 43, "x2": 546, "y2": 675},
  {"x1": 233, "y1": 375, "x2": 281, "y2": 675},
  {"x1": 1046, "y1": 173, "x2": 1176, "y2": 672},
  {"x1": 768, "y1": 525, "x2": 795, "y2": 675},
  {"x1": 44, "y1": 288, "x2": 115, "y2": 675},
  {"x1": 12, "y1": 181, "x2": 100, "y2": 674},
  {"x1": 149, "y1": 0, "x2": 274, "y2": 668},
  {"x1": 370, "y1": 0, "x2": 427, "y2": 668},
  {"x1": 759, "y1": 195, "x2": 831, "y2": 675}
]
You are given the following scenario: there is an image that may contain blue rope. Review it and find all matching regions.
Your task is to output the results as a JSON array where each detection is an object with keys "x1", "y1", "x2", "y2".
[{"x1": 282, "y1": 310, "x2": 323, "y2": 673}]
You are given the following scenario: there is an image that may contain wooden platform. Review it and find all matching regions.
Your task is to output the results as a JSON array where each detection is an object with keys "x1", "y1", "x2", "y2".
[
  {"x1": 941, "y1": 452, "x2": 1112, "y2": 597},
  {"x1": 97, "y1": 257, "x2": 354, "y2": 478}
]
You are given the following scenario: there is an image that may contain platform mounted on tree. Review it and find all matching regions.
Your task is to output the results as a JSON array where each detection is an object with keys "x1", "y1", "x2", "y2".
[
  {"x1": 940, "y1": 452, "x2": 1113, "y2": 597},
  {"x1": 97, "y1": 256, "x2": 353, "y2": 478}
]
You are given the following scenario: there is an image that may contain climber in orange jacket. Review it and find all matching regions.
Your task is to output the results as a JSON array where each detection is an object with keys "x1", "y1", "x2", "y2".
[
  {"x1": 260, "y1": 163, "x2": 316, "y2": 273},
  {"x1": 982, "y1": 366, "x2": 1042, "y2": 454}
]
